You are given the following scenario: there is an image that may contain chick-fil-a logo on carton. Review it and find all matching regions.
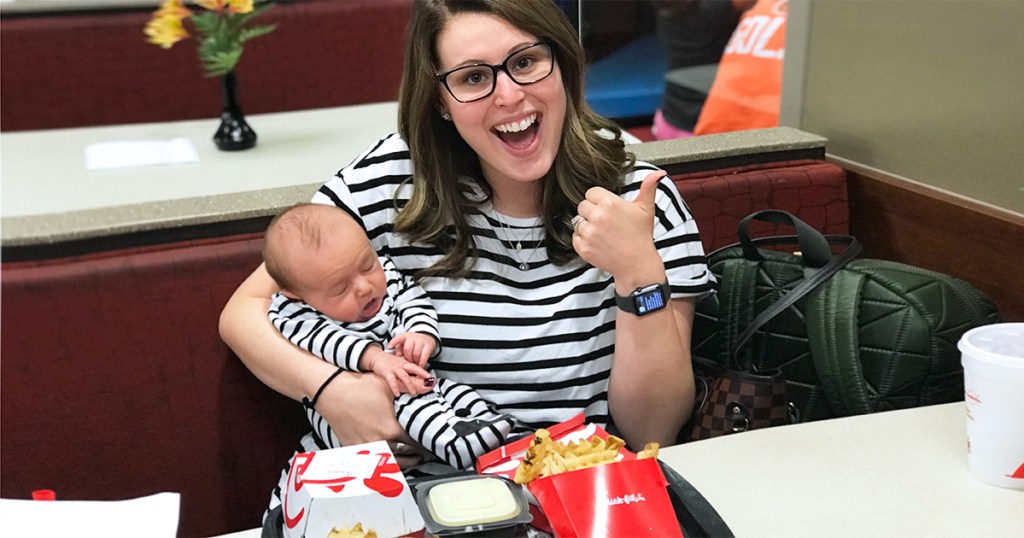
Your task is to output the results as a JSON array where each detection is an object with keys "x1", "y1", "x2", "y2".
[
  {"x1": 599, "y1": 485, "x2": 648, "y2": 507},
  {"x1": 284, "y1": 448, "x2": 404, "y2": 531},
  {"x1": 605, "y1": 491, "x2": 648, "y2": 506},
  {"x1": 284, "y1": 451, "x2": 316, "y2": 530}
]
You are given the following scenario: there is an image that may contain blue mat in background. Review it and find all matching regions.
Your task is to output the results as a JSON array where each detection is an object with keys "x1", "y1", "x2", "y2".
[{"x1": 585, "y1": 34, "x2": 667, "y2": 120}]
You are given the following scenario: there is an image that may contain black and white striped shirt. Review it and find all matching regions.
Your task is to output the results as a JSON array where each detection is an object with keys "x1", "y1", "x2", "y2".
[
  {"x1": 269, "y1": 256, "x2": 440, "y2": 373},
  {"x1": 311, "y1": 133, "x2": 714, "y2": 432},
  {"x1": 269, "y1": 258, "x2": 518, "y2": 468}
]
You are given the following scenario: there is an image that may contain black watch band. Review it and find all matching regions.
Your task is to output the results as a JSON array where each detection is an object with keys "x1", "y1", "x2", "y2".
[{"x1": 614, "y1": 280, "x2": 671, "y2": 316}]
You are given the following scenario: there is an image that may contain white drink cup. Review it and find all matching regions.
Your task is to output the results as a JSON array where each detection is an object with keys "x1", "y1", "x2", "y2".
[{"x1": 958, "y1": 322, "x2": 1024, "y2": 489}]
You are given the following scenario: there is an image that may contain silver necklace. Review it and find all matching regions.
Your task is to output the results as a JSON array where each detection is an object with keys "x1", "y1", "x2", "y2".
[{"x1": 494, "y1": 212, "x2": 541, "y2": 271}]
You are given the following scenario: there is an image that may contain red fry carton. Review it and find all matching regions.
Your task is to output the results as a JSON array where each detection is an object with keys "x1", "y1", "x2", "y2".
[
  {"x1": 282, "y1": 441, "x2": 424, "y2": 538},
  {"x1": 529, "y1": 457, "x2": 682, "y2": 538},
  {"x1": 475, "y1": 414, "x2": 681, "y2": 538}
]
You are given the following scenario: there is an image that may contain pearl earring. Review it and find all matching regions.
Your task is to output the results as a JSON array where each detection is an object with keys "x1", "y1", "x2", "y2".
[{"x1": 442, "y1": 112, "x2": 452, "y2": 121}]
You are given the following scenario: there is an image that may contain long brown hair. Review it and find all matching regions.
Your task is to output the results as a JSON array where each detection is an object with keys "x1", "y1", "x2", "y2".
[{"x1": 396, "y1": 0, "x2": 634, "y2": 276}]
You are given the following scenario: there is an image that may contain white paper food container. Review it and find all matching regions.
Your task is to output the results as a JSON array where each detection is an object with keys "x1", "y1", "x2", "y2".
[
  {"x1": 282, "y1": 441, "x2": 425, "y2": 538},
  {"x1": 959, "y1": 322, "x2": 1024, "y2": 490}
]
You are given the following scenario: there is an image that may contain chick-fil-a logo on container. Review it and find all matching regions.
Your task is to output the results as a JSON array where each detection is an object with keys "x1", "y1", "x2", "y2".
[
  {"x1": 599, "y1": 485, "x2": 648, "y2": 507},
  {"x1": 284, "y1": 451, "x2": 316, "y2": 530},
  {"x1": 605, "y1": 492, "x2": 648, "y2": 506},
  {"x1": 283, "y1": 449, "x2": 403, "y2": 530}
]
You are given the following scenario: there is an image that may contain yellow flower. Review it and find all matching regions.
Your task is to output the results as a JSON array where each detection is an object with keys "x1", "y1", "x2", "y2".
[
  {"x1": 195, "y1": 0, "x2": 224, "y2": 12},
  {"x1": 196, "y1": 0, "x2": 252, "y2": 14},
  {"x1": 227, "y1": 0, "x2": 254, "y2": 14},
  {"x1": 144, "y1": 14, "x2": 190, "y2": 49},
  {"x1": 154, "y1": 0, "x2": 192, "y2": 18},
  {"x1": 145, "y1": 0, "x2": 275, "y2": 76}
]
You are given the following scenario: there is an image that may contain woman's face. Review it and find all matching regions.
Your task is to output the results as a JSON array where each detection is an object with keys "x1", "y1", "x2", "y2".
[{"x1": 435, "y1": 13, "x2": 567, "y2": 192}]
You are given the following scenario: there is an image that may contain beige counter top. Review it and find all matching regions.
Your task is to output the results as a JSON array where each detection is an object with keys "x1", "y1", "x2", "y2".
[
  {"x1": 0, "y1": 0, "x2": 159, "y2": 14},
  {"x1": 1, "y1": 103, "x2": 824, "y2": 249},
  {"x1": 659, "y1": 403, "x2": 1022, "y2": 537},
  {"x1": 1, "y1": 103, "x2": 400, "y2": 247}
]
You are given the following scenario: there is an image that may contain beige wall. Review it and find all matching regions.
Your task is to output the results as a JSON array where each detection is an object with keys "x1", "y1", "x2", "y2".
[{"x1": 782, "y1": 0, "x2": 1024, "y2": 214}]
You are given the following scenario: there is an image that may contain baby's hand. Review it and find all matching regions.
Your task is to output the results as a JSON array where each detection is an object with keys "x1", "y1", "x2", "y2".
[
  {"x1": 388, "y1": 332, "x2": 437, "y2": 368},
  {"x1": 361, "y1": 346, "x2": 433, "y2": 397}
]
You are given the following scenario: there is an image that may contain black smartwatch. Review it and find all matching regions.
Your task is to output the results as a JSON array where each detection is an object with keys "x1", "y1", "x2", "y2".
[{"x1": 615, "y1": 281, "x2": 671, "y2": 316}]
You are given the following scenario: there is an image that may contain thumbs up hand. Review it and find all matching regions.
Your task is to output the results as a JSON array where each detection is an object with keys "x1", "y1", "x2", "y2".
[{"x1": 572, "y1": 171, "x2": 666, "y2": 281}]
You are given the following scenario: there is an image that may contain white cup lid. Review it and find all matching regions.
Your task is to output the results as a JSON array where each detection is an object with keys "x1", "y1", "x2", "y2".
[{"x1": 959, "y1": 323, "x2": 1024, "y2": 368}]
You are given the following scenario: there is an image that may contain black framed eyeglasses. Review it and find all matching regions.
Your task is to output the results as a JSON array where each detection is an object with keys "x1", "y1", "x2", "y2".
[{"x1": 436, "y1": 42, "x2": 555, "y2": 103}]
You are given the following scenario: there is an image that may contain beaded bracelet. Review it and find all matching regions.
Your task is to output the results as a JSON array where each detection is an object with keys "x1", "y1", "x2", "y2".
[{"x1": 301, "y1": 367, "x2": 344, "y2": 411}]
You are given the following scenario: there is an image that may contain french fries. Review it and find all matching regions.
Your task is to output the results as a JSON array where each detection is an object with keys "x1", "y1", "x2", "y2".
[
  {"x1": 637, "y1": 442, "x2": 660, "y2": 460},
  {"x1": 326, "y1": 523, "x2": 377, "y2": 538},
  {"x1": 512, "y1": 428, "x2": 660, "y2": 485}
]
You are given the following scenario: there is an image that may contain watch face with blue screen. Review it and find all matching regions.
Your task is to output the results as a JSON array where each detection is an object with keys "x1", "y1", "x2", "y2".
[
  {"x1": 616, "y1": 281, "x2": 670, "y2": 316},
  {"x1": 633, "y1": 284, "x2": 667, "y2": 314}
]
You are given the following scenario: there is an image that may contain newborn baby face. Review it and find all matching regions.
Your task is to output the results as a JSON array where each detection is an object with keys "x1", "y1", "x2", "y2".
[{"x1": 289, "y1": 216, "x2": 387, "y2": 323}]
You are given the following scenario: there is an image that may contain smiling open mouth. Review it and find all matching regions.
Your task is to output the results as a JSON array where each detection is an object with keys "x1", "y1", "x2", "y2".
[{"x1": 494, "y1": 113, "x2": 539, "y2": 150}]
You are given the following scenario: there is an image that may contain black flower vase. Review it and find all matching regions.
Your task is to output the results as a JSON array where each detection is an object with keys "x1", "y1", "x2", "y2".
[{"x1": 213, "y1": 71, "x2": 257, "y2": 151}]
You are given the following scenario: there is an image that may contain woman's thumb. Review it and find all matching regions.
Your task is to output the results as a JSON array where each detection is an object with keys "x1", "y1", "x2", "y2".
[{"x1": 634, "y1": 171, "x2": 664, "y2": 211}]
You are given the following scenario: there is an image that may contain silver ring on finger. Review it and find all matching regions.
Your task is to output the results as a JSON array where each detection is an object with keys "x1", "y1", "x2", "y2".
[{"x1": 571, "y1": 215, "x2": 586, "y2": 234}]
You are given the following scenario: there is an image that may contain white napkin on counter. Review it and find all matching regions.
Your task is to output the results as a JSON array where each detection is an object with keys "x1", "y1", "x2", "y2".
[
  {"x1": 85, "y1": 138, "x2": 198, "y2": 170},
  {"x1": 0, "y1": 492, "x2": 180, "y2": 537}
]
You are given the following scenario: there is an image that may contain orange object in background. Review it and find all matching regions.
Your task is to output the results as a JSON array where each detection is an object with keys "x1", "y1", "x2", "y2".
[{"x1": 694, "y1": 0, "x2": 787, "y2": 135}]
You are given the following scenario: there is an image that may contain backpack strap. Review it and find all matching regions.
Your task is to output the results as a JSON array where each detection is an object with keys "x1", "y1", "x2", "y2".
[
  {"x1": 728, "y1": 236, "x2": 861, "y2": 371},
  {"x1": 806, "y1": 267, "x2": 873, "y2": 416},
  {"x1": 719, "y1": 259, "x2": 760, "y2": 370}
]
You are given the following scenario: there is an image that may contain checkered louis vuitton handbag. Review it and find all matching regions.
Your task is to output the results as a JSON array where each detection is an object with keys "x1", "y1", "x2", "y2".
[
  {"x1": 685, "y1": 210, "x2": 862, "y2": 441},
  {"x1": 687, "y1": 368, "x2": 793, "y2": 440}
]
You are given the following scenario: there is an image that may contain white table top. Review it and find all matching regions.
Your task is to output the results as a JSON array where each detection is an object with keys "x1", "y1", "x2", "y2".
[
  {"x1": 0, "y1": 0, "x2": 159, "y2": 14},
  {"x1": 1, "y1": 102, "x2": 399, "y2": 218},
  {"x1": 0, "y1": 103, "x2": 399, "y2": 247},
  {"x1": 215, "y1": 403, "x2": 1020, "y2": 538},
  {"x1": 1, "y1": 104, "x2": 822, "y2": 249},
  {"x1": 658, "y1": 402, "x2": 1022, "y2": 537}
]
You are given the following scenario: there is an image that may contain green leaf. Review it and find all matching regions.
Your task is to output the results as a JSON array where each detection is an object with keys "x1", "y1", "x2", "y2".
[
  {"x1": 201, "y1": 49, "x2": 243, "y2": 77},
  {"x1": 176, "y1": 1, "x2": 276, "y2": 77},
  {"x1": 190, "y1": 12, "x2": 219, "y2": 36},
  {"x1": 238, "y1": 24, "x2": 277, "y2": 45},
  {"x1": 234, "y1": 2, "x2": 275, "y2": 28},
  {"x1": 198, "y1": 35, "x2": 228, "y2": 59}
]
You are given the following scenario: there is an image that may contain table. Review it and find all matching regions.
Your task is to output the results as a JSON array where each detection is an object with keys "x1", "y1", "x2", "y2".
[
  {"x1": 0, "y1": 102, "x2": 649, "y2": 249},
  {"x1": 0, "y1": 0, "x2": 159, "y2": 13},
  {"x1": 215, "y1": 403, "x2": 1020, "y2": 538},
  {"x1": 1, "y1": 102, "x2": 400, "y2": 247},
  {"x1": 1, "y1": 100, "x2": 821, "y2": 251},
  {"x1": 658, "y1": 402, "x2": 1022, "y2": 537}
]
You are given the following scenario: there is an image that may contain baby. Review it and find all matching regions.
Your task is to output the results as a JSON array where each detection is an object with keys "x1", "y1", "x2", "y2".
[{"x1": 263, "y1": 203, "x2": 515, "y2": 469}]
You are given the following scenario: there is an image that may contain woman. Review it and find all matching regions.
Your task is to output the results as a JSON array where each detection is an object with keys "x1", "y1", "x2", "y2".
[{"x1": 220, "y1": 0, "x2": 713, "y2": 485}]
